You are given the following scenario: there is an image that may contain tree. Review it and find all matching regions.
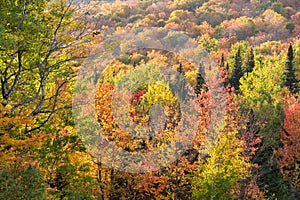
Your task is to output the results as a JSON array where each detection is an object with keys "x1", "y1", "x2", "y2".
[
  {"x1": 227, "y1": 41, "x2": 253, "y2": 90},
  {"x1": 194, "y1": 64, "x2": 207, "y2": 96},
  {"x1": 239, "y1": 55, "x2": 290, "y2": 199},
  {"x1": 220, "y1": 53, "x2": 225, "y2": 69},
  {"x1": 284, "y1": 44, "x2": 299, "y2": 95},
  {"x1": 198, "y1": 34, "x2": 219, "y2": 52},
  {"x1": 220, "y1": 16, "x2": 255, "y2": 40},
  {"x1": 278, "y1": 101, "x2": 300, "y2": 199},
  {"x1": 165, "y1": 9, "x2": 197, "y2": 33},
  {"x1": 286, "y1": 22, "x2": 295, "y2": 34},
  {"x1": 230, "y1": 47, "x2": 243, "y2": 90},
  {"x1": 218, "y1": 54, "x2": 230, "y2": 87},
  {"x1": 192, "y1": 124, "x2": 248, "y2": 200},
  {"x1": 271, "y1": 2, "x2": 287, "y2": 17},
  {"x1": 0, "y1": 0, "x2": 93, "y2": 199},
  {"x1": 238, "y1": 109, "x2": 265, "y2": 200},
  {"x1": 245, "y1": 48, "x2": 255, "y2": 74},
  {"x1": 177, "y1": 62, "x2": 184, "y2": 74},
  {"x1": 0, "y1": 0, "x2": 87, "y2": 133},
  {"x1": 192, "y1": 84, "x2": 250, "y2": 199},
  {"x1": 0, "y1": 165, "x2": 46, "y2": 199}
]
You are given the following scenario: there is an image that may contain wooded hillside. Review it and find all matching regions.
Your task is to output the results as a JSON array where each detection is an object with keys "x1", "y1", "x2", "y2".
[{"x1": 0, "y1": 0, "x2": 299, "y2": 199}]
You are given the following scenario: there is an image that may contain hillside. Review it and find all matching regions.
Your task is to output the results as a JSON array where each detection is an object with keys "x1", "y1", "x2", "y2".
[{"x1": 0, "y1": 0, "x2": 299, "y2": 199}]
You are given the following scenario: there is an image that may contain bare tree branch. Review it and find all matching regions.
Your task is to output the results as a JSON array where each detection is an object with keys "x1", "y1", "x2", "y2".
[{"x1": 25, "y1": 80, "x2": 68, "y2": 134}]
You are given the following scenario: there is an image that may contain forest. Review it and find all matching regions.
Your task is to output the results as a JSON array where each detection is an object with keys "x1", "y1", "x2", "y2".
[{"x1": 0, "y1": 0, "x2": 299, "y2": 199}]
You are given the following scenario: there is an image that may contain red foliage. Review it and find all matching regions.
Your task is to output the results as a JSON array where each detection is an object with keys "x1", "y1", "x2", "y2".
[{"x1": 279, "y1": 102, "x2": 300, "y2": 169}]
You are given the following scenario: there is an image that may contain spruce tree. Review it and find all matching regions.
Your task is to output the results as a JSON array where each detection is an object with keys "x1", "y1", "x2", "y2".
[
  {"x1": 245, "y1": 47, "x2": 255, "y2": 74},
  {"x1": 194, "y1": 64, "x2": 207, "y2": 96},
  {"x1": 284, "y1": 44, "x2": 299, "y2": 95},
  {"x1": 230, "y1": 47, "x2": 243, "y2": 90}
]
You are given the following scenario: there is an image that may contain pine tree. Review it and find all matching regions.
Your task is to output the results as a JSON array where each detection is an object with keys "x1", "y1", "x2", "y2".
[
  {"x1": 230, "y1": 47, "x2": 243, "y2": 90},
  {"x1": 284, "y1": 44, "x2": 299, "y2": 95},
  {"x1": 245, "y1": 48, "x2": 255, "y2": 74}
]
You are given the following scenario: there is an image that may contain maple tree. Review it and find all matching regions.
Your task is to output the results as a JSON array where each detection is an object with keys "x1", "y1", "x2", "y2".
[
  {"x1": 278, "y1": 100, "x2": 300, "y2": 199},
  {"x1": 0, "y1": 0, "x2": 300, "y2": 199}
]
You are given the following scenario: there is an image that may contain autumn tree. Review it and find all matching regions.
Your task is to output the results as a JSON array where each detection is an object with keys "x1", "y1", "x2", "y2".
[
  {"x1": 278, "y1": 101, "x2": 300, "y2": 199},
  {"x1": 239, "y1": 54, "x2": 290, "y2": 199},
  {"x1": 192, "y1": 119, "x2": 248, "y2": 199},
  {"x1": 238, "y1": 109, "x2": 265, "y2": 200},
  {"x1": 0, "y1": 0, "x2": 92, "y2": 198}
]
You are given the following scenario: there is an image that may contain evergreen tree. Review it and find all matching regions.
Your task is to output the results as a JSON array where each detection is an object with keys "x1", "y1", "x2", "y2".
[
  {"x1": 245, "y1": 48, "x2": 255, "y2": 74},
  {"x1": 194, "y1": 64, "x2": 207, "y2": 96},
  {"x1": 226, "y1": 62, "x2": 229, "y2": 71},
  {"x1": 284, "y1": 44, "x2": 299, "y2": 95},
  {"x1": 220, "y1": 53, "x2": 225, "y2": 69},
  {"x1": 230, "y1": 47, "x2": 243, "y2": 90},
  {"x1": 219, "y1": 54, "x2": 229, "y2": 87},
  {"x1": 177, "y1": 63, "x2": 184, "y2": 74}
]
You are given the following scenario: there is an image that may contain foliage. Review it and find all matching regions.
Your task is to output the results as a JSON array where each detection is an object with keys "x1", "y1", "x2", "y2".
[
  {"x1": 1, "y1": 0, "x2": 300, "y2": 199},
  {"x1": 193, "y1": 125, "x2": 248, "y2": 200},
  {"x1": 278, "y1": 100, "x2": 300, "y2": 199}
]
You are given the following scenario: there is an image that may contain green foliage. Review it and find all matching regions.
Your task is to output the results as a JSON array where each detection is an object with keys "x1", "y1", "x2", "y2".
[
  {"x1": 286, "y1": 22, "x2": 295, "y2": 34},
  {"x1": 271, "y1": 2, "x2": 287, "y2": 17},
  {"x1": 0, "y1": 0, "x2": 82, "y2": 133},
  {"x1": 173, "y1": 0, "x2": 207, "y2": 11},
  {"x1": 227, "y1": 41, "x2": 255, "y2": 89},
  {"x1": 196, "y1": 1, "x2": 228, "y2": 27},
  {"x1": 1, "y1": 0, "x2": 300, "y2": 199},
  {"x1": 239, "y1": 54, "x2": 290, "y2": 198},
  {"x1": 0, "y1": 165, "x2": 45, "y2": 200},
  {"x1": 38, "y1": 128, "x2": 96, "y2": 199},
  {"x1": 230, "y1": 47, "x2": 243, "y2": 90},
  {"x1": 284, "y1": 44, "x2": 299, "y2": 95},
  {"x1": 198, "y1": 34, "x2": 219, "y2": 52},
  {"x1": 227, "y1": 42, "x2": 256, "y2": 90},
  {"x1": 245, "y1": 48, "x2": 255, "y2": 74},
  {"x1": 240, "y1": 54, "x2": 284, "y2": 120},
  {"x1": 255, "y1": 41, "x2": 282, "y2": 56},
  {"x1": 193, "y1": 127, "x2": 247, "y2": 200}
]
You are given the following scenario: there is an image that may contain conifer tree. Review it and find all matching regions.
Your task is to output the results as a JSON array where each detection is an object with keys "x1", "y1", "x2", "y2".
[
  {"x1": 220, "y1": 53, "x2": 225, "y2": 69},
  {"x1": 284, "y1": 44, "x2": 299, "y2": 95},
  {"x1": 194, "y1": 65, "x2": 207, "y2": 96},
  {"x1": 245, "y1": 48, "x2": 255, "y2": 74},
  {"x1": 177, "y1": 63, "x2": 184, "y2": 74},
  {"x1": 230, "y1": 47, "x2": 243, "y2": 90},
  {"x1": 226, "y1": 63, "x2": 229, "y2": 71},
  {"x1": 219, "y1": 54, "x2": 229, "y2": 87}
]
